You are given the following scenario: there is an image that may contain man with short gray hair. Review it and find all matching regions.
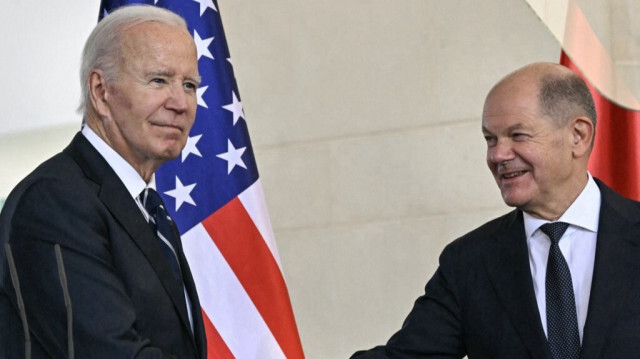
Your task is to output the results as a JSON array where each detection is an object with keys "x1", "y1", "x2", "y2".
[
  {"x1": 0, "y1": 5, "x2": 207, "y2": 358},
  {"x1": 353, "y1": 63, "x2": 640, "y2": 358}
]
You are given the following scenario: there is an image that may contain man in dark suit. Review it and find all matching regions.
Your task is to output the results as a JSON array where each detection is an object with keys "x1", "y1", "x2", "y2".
[
  {"x1": 0, "y1": 5, "x2": 207, "y2": 358},
  {"x1": 352, "y1": 62, "x2": 640, "y2": 358}
]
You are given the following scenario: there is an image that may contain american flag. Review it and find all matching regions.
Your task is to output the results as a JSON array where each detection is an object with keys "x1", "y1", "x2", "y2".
[{"x1": 99, "y1": 1, "x2": 305, "y2": 358}]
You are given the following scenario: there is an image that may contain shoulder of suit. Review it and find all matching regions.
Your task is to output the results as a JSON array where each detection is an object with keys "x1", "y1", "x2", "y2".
[{"x1": 442, "y1": 209, "x2": 520, "y2": 252}]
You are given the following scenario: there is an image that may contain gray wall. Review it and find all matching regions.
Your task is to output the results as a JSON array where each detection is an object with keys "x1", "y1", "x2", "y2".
[{"x1": 1, "y1": 1, "x2": 637, "y2": 358}]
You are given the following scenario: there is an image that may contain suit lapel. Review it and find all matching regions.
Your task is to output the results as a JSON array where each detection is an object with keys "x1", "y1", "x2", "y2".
[
  {"x1": 176, "y1": 245, "x2": 207, "y2": 357},
  {"x1": 484, "y1": 211, "x2": 552, "y2": 359},
  {"x1": 99, "y1": 173, "x2": 193, "y2": 328},
  {"x1": 581, "y1": 181, "x2": 640, "y2": 359},
  {"x1": 64, "y1": 133, "x2": 195, "y2": 341}
]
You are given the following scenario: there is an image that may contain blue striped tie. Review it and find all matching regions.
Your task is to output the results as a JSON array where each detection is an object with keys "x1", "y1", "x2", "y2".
[{"x1": 140, "y1": 188, "x2": 183, "y2": 281}]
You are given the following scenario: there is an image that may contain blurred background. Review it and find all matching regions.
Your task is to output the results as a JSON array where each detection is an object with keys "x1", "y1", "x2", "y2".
[{"x1": 1, "y1": 1, "x2": 638, "y2": 357}]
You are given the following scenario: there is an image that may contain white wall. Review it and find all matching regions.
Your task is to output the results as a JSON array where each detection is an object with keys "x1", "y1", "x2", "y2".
[
  {"x1": 0, "y1": 1, "x2": 99, "y2": 197},
  {"x1": 0, "y1": 1, "x2": 100, "y2": 135},
  {"x1": 211, "y1": 2, "x2": 559, "y2": 355},
  {"x1": 2, "y1": 1, "x2": 637, "y2": 358}
]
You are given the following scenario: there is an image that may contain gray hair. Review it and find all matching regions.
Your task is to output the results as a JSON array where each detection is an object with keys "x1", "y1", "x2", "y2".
[
  {"x1": 538, "y1": 72, "x2": 597, "y2": 128},
  {"x1": 78, "y1": 5, "x2": 188, "y2": 114}
]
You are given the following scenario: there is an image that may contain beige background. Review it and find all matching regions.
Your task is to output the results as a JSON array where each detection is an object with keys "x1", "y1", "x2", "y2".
[{"x1": 1, "y1": 1, "x2": 638, "y2": 358}]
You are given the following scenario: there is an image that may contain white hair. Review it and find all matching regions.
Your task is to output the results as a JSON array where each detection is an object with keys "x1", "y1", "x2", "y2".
[{"x1": 78, "y1": 5, "x2": 188, "y2": 115}]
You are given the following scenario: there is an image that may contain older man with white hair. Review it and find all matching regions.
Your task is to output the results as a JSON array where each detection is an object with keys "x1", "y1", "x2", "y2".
[{"x1": 0, "y1": 5, "x2": 206, "y2": 358}]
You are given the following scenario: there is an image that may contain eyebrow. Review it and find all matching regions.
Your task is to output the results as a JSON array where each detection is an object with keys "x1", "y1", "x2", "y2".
[
  {"x1": 482, "y1": 123, "x2": 525, "y2": 134},
  {"x1": 147, "y1": 70, "x2": 174, "y2": 78},
  {"x1": 506, "y1": 123, "x2": 526, "y2": 132},
  {"x1": 147, "y1": 71, "x2": 202, "y2": 85},
  {"x1": 187, "y1": 75, "x2": 202, "y2": 85}
]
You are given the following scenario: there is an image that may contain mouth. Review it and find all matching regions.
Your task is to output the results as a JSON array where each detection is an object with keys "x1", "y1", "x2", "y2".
[
  {"x1": 152, "y1": 122, "x2": 184, "y2": 133},
  {"x1": 501, "y1": 171, "x2": 527, "y2": 179}
]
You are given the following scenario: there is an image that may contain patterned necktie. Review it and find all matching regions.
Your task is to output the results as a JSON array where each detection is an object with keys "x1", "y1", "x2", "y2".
[
  {"x1": 541, "y1": 222, "x2": 581, "y2": 359},
  {"x1": 139, "y1": 188, "x2": 183, "y2": 281}
]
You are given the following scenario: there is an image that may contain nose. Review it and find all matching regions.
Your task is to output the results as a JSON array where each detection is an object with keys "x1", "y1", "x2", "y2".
[
  {"x1": 487, "y1": 139, "x2": 515, "y2": 164},
  {"x1": 165, "y1": 82, "x2": 190, "y2": 113}
]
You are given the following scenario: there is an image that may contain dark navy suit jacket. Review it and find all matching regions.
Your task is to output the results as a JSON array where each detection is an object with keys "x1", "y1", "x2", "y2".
[
  {"x1": 353, "y1": 179, "x2": 640, "y2": 359},
  {"x1": 0, "y1": 133, "x2": 207, "y2": 358}
]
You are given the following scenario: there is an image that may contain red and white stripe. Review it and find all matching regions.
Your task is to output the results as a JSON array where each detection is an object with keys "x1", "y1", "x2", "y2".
[{"x1": 182, "y1": 180, "x2": 305, "y2": 358}]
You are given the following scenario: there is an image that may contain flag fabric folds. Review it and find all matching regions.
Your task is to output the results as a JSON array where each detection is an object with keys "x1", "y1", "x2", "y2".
[
  {"x1": 525, "y1": 0, "x2": 640, "y2": 201},
  {"x1": 99, "y1": 1, "x2": 304, "y2": 358}
]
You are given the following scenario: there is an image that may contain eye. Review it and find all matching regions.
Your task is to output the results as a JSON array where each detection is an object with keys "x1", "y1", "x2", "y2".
[
  {"x1": 484, "y1": 135, "x2": 496, "y2": 147},
  {"x1": 512, "y1": 133, "x2": 529, "y2": 141},
  {"x1": 183, "y1": 81, "x2": 197, "y2": 92},
  {"x1": 151, "y1": 78, "x2": 167, "y2": 84}
]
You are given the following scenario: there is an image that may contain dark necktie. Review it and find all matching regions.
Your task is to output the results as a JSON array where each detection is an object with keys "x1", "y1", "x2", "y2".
[
  {"x1": 541, "y1": 222, "x2": 581, "y2": 359},
  {"x1": 139, "y1": 188, "x2": 183, "y2": 281}
]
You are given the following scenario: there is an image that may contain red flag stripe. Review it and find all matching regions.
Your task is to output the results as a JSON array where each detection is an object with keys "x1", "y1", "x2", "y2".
[
  {"x1": 182, "y1": 222, "x2": 285, "y2": 358},
  {"x1": 202, "y1": 198, "x2": 305, "y2": 359},
  {"x1": 201, "y1": 310, "x2": 235, "y2": 359},
  {"x1": 561, "y1": 53, "x2": 640, "y2": 200}
]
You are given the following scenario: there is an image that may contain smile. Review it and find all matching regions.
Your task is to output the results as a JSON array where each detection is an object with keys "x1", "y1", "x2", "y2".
[{"x1": 502, "y1": 171, "x2": 526, "y2": 179}]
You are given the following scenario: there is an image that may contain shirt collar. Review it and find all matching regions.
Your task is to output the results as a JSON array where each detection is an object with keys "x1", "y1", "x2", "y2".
[
  {"x1": 82, "y1": 126, "x2": 151, "y2": 199},
  {"x1": 523, "y1": 173, "x2": 601, "y2": 239}
]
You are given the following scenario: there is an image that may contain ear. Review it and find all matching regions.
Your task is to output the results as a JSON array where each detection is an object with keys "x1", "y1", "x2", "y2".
[
  {"x1": 570, "y1": 116, "x2": 595, "y2": 159},
  {"x1": 88, "y1": 69, "x2": 110, "y2": 117}
]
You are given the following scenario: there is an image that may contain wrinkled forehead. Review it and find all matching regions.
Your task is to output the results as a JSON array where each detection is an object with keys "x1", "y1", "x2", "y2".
[
  {"x1": 121, "y1": 21, "x2": 192, "y2": 50},
  {"x1": 118, "y1": 22, "x2": 197, "y2": 70}
]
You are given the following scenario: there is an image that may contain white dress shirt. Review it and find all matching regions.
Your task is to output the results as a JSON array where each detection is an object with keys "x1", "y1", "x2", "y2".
[
  {"x1": 524, "y1": 173, "x2": 600, "y2": 342},
  {"x1": 82, "y1": 126, "x2": 194, "y2": 331}
]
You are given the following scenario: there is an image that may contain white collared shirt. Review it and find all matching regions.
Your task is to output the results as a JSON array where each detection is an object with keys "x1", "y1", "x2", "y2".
[
  {"x1": 83, "y1": 127, "x2": 159, "y2": 223},
  {"x1": 82, "y1": 126, "x2": 147, "y2": 201},
  {"x1": 82, "y1": 126, "x2": 194, "y2": 332},
  {"x1": 523, "y1": 173, "x2": 600, "y2": 342}
]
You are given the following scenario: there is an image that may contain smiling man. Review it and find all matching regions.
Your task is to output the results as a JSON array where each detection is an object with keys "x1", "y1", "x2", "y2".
[
  {"x1": 0, "y1": 5, "x2": 206, "y2": 358},
  {"x1": 352, "y1": 63, "x2": 640, "y2": 359}
]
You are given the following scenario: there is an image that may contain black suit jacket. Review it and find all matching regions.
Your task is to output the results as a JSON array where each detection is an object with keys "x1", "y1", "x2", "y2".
[
  {"x1": 0, "y1": 133, "x2": 207, "y2": 358},
  {"x1": 353, "y1": 179, "x2": 640, "y2": 359}
]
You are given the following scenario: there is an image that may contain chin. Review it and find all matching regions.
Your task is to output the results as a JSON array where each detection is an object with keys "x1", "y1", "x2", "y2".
[
  {"x1": 158, "y1": 141, "x2": 185, "y2": 160},
  {"x1": 166, "y1": 150, "x2": 182, "y2": 161},
  {"x1": 154, "y1": 147, "x2": 181, "y2": 162},
  {"x1": 501, "y1": 193, "x2": 529, "y2": 209}
]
